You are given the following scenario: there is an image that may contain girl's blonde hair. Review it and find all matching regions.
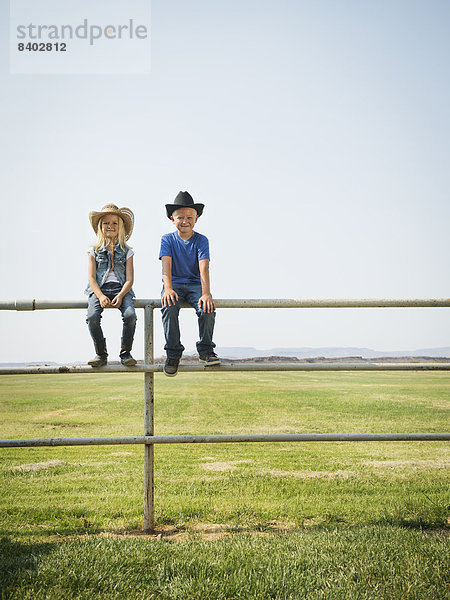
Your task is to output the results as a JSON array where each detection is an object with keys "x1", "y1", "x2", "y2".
[{"x1": 93, "y1": 214, "x2": 130, "y2": 252}]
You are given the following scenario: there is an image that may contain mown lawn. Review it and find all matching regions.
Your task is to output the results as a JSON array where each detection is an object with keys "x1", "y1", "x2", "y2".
[
  {"x1": 1, "y1": 527, "x2": 448, "y2": 600},
  {"x1": 0, "y1": 371, "x2": 448, "y2": 598}
]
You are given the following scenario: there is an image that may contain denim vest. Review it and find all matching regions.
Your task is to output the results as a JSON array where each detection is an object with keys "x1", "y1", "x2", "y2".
[{"x1": 85, "y1": 245, "x2": 134, "y2": 295}]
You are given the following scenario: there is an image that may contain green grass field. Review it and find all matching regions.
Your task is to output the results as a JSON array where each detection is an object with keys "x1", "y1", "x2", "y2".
[{"x1": 1, "y1": 371, "x2": 449, "y2": 599}]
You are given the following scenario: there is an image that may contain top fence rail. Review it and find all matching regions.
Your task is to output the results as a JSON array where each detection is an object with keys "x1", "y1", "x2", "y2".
[{"x1": 1, "y1": 298, "x2": 450, "y2": 311}]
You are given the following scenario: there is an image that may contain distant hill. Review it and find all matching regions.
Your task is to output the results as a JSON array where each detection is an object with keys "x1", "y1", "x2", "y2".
[
  {"x1": 158, "y1": 354, "x2": 449, "y2": 365},
  {"x1": 0, "y1": 361, "x2": 59, "y2": 367},
  {"x1": 210, "y1": 346, "x2": 450, "y2": 359},
  {"x1": 2, "y1": 347, "x2": 449, "y2": 367}
]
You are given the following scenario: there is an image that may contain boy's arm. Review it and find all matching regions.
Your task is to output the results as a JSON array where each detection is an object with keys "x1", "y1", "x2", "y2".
[
  {"x1": 111, "y1": 256, "x2": 134, "y2": 307},
  {"x1": 161, "y1": 256, "x2": 179, "y2": 306},
  {"x1": 88, "y1": 253, "x2": 111, "y2": 308},
  {"x1": 198, "y1": 258, "x2": 215, "y2": 313}
]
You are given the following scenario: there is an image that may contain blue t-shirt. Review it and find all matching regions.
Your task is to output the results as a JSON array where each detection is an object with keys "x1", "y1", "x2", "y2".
[{"x1": 159, "y1": 231, "x2": 210, "y2": 284}]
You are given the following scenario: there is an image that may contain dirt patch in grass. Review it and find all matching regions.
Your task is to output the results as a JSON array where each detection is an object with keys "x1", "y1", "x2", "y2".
[
  {"x1": 111, "y1": 452, "x2": 134, "y2": 457},
  {"x1": 100, "y1": 521, "x2": 449, "y2": 542},
  {"x1": 36, "y1": 424, "x2": 82, "y2": 430},
  {"x1": 13, "y1": 460, "x2": 66, "y2": 472},
  {"x1": 269, "y1": 426, "x2": 305, "y2": 433},
  {"x1": 202, "y1": 460, "x2": 253, "y2": 472},
  {"x1": 40, "y1": 409, "x2": 81, "y2": 418},
  {"x1": 38, "y1": 404, "x2": 97, "y2": 419},
  {"x1": 364, "y1": 459, "x2": 449, "y2": 469},
  {"x1": 265, "y1": 469, "x2": 353, "y2": 480},
  {"x1": 109, "y1": 521, "x2": 300, "y2": 542}
]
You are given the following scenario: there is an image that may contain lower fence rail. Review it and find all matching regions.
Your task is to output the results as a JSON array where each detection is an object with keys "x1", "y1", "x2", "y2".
[{"x1": 1, "y1": 432, "x2": 449, "y2": 448}]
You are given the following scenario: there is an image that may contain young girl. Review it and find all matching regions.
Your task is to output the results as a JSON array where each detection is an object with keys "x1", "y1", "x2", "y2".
[{"x1": 85, "y1": 204, "x2": 137, "y2": 367}]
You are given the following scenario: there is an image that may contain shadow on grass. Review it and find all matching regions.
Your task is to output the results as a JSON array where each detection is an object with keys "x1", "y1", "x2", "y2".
[
  {"x1": 376, "y1": 515, "x2": 449, "y2": 532},
  {"x1": 1, "y1": 513, "x2": 447, "y2": 544},
  {"x1": 106, "y1": 516, "x2": 450, "y2": 540},
  {"x1": 0, "y1": 537, "x2": 56, "y2": 596},
  {"x1": 0, "y1": 523, "x2": 448, "y2": 600}
]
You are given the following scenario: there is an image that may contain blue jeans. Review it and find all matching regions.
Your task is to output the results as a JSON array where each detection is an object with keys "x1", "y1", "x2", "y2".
[
  {"x1": 86, "y1": 283, "x2": 137, "y2": 347},
  {"x1": 161, "y1": 282, "x2": 216, "y2": 359}
]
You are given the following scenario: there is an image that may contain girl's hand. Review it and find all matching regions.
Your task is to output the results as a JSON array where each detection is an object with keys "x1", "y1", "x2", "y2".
[
  {"x1": 111, "y1": 294, "x2": 123, "y2": 308},
  {"x1": 100, "y1": 295, "x2": 112, "y2": 308}
]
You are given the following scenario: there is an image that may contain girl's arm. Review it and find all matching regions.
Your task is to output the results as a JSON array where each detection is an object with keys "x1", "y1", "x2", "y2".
[
  {"x1": 198, "y1": 258, "x2": 215, "y2": 313},
  {"x1": 88, "y1": 253, "x2": 111, "y2": 308},
  {"x1": 111, "y1": 255, "x2": 134, "y2": 308}
]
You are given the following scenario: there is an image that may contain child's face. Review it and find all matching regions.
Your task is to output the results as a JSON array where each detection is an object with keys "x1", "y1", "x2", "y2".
[
  {"x1": 171, "y1": 207, "x2": 198, "y2": 237},
  {"x1": 101, "y1": 214, "x2": 120, "y2": 240}
]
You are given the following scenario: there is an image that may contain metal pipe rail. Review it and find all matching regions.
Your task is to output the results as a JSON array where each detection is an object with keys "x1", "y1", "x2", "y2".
[
  {"x1": 1, "y1": 432, "x2": 449, "y2": 448},
  {"x1": 1, "y1": 297, "x2": 449, "y2": 532},
  {"x1": 1, "y1": 363, "x2": 449, "y2": 375},
  {"x1": 1, "y1": 298, "x2": 450, "y2": 310}
]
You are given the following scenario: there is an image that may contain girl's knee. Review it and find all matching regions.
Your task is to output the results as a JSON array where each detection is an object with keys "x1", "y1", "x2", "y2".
[
  {"x1": 86, "y1": 314, "x2": 101, "y2": 327},
  {"x1": 123, "y1": 307, "x2": 137, "y2": 325}
]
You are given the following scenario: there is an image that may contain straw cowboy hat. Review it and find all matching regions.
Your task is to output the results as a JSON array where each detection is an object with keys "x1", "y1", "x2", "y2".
[
  {"x1": 89, "y1": 204, "x2": 134, "y2": 240},
  {"x1": 165, "y1": 191, "x2": 204, "y2": 218}
]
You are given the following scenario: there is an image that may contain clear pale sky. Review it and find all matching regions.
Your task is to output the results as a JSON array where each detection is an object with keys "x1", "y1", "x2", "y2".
[{"x1": 1, "y1": 0, "x2": 449, "y2": 363}]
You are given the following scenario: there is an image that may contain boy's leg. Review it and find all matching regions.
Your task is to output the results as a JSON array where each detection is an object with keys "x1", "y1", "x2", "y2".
[
  {"x1": 185, "y1": 284, "x2": 217, "y2": 359},
  {"x1": 161, "y1": 286, "x2": 185, "y2": 359}
]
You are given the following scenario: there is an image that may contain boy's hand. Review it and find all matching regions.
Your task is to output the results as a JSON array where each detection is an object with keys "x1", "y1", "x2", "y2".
[
  {"x1": 111, "y1": 294, "x2": 123, "y2": 308},
  {"x1": 99, "y1": 295, "x2": 112, "y2": 308},
  {"x1": 198, "y1": 294, "x2": 216, "y2": 313},
  {"x1": 162, "y1": 288, "x2": 179, "y2": 306}
]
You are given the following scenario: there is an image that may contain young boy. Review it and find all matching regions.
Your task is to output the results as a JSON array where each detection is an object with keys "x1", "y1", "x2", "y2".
[{"x1": 159, "y1": 191, "x2": 220, "y2": 377}]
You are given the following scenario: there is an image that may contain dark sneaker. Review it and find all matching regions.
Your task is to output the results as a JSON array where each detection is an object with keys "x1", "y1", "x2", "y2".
[
  {"x1": 88, "y1": 355, "x2": 107, "y2": 367},
  {"x1": 163, "y1": 357, "x2": 180, "y2": 377},
  {"x1": 199, "y1": 353, "x2": 221, "y2": 366},
  {"x1": 120, "y1": 353, "x2": 137, "y2": 367}
]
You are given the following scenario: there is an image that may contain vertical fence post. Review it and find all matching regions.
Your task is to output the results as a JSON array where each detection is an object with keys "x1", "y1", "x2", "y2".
[{"x1": 144, "y1": 305, "x2": 154, "y2": 532}]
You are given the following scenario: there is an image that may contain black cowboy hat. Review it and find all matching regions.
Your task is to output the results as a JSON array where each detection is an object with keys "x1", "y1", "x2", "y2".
[{"x1": 165, "y1": 191, "x2": 204, "y2": 218}]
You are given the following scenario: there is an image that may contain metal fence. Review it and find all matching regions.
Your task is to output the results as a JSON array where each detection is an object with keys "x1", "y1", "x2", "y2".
[{"x1": 1, "y1": 297, "x2": 450, "y2": 531}]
